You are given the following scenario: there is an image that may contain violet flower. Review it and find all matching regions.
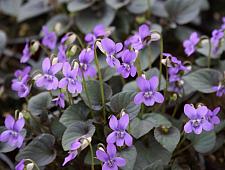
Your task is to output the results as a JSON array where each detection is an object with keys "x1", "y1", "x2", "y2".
[
  {"x1": 206, "y1": 107, "x2": 220, "y2": 126},
  {"x1": 183, "y1": 32, "x2": 200, "y2": 56},
  {"x1": 78, "y1": 48, "x2": 96, "y2": 78},
  {"x1": 15, "y1": 159, "x2": 25, "y2": 170},
  {"x1": 211, "y1": 29, "x2": 224, "y2": 54},
  {"x1": 36, "y1": 57, "x2": 63, "y2": 90},
  {"x1": 96, "y1": 144, "x2": 126, "y2": 170},
  {"x1": 52, "y1": 93, "x2": 65, "y2": 108},
  {"x1": 184, "y1": 104, "x2": 213, "y2": 134},
  {"x1": 59, "y1": 62, "x2": 82, "y2": 94},
  {"x1": 57, "y1": 45, "x2": 67, "y2": 63},
  {"x1": 134, "y1": 76, "x2": 164, "y2": 106},
  {"x1": 20, "y1": 42, "x2": 31, "y2": 63},
  {"x1": 0, "y1": 115, "x2": 25, "y2": 148},
  {"x1": 107, "y1": 114, "x2": 133, "y2": 147},
  {"x1": 42, "y1": 26, "x2": 57, "y2": 50},
  {"x1": 212, "y1": 84, "x2": 225, "y2": 97},
  {"x1": 63, "y1": 140, "x2": 81, "y2": 166},
  {"x1": 117, "y1": 49, "x2": 137, "y2": 78},
  {"x1": 99, "y1": 38, "x2": 123, "y2": 68}
]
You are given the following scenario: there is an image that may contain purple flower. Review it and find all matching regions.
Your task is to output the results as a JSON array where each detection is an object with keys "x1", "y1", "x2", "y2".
[
  {"x1": 99, "y1": 38, "x2": 123, "y2": 68},
  {"x1": 211, "y1": 29, "x2": 224, "y2": 54},
  {"x1": 85, "y1": 24, "x2": 109, "y2": 47},
  {"x1": 15, "y1": 159, "x2": 25, "y2": 170},
  {"x1": 57, "y1": 45, "x2": 67, "y2": 63},
  {"x1": 20, "y1": 42, "x2": 31, "y2": 63},
  {"x1": 107, "y1": 114, "x2": 132, "y2": 147},
  {"x1": 183, "y1": 32, "x2": 200, "y2": 56},
  {"x1": 117, "y1": 49, "x2": 137, "y2": 78},
  {"x1": 206, "y1": 107, "x2": 220, "y2": 126},
  {"x1": 134, "y1": 76, "x2": 164, "y2": 106},
  {"x1": 212, "y1": 84, "x2": 225, "y2": 97},
  {"x1": 59, "y1": 62, "x2": 82, "y2": 94},
  {"x1": 42, "y1": 26, "x2": 57, "y2": 50},
  {"x1": 52, "y1": 93, "x2": 65, "y2": 108},
  {"x1": 96, "y1": 144, "x2": 126, "y2": 170},
  {"x1": 0, "y1": 115, "x2": 25, "y2": 148},
  {"x1": 63, "y1": 140, "x2": 81, "y2": 166},
  {"x1": 36, "y1": 57, "x2": 63, "y2": 90},
  {"x1": 184, "y1": 104, "x2": 213, "y2": 134},
  {"x1": 14, "y1": 67, "x2": 31, "y2": 79},
  {"x1": 78, "y1": 48, "x2": 96, "y2": 78}
]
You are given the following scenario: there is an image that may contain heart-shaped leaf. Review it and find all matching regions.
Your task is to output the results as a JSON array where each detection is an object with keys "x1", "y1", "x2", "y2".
[
  {"x1": 101, "y1": 67, "x2": 118, "y2": 81},
  {"x1": 0, "y1": 0, "x2": 22, "y2": 16},
  {"x1": 62, "y1": 121, "x2": 95, "y2": 151},
  {"x1": 154, "y1": 126, "x2": 180, "y2": 153},
  {"x1": 81, "y1": 80, "x2": 112, "y2": 110},
  {"x1": 110, "y1": 91, "x2": 140, "y2": 119},
  {"x1": 106, "y1": 0, "x2": 130, "y2": 10},
  {"x1": 16, "y1": 134, "x2": 56, "y2": 166},
  {"x1": 183, "y1": 68, "x2": 222, "y2": 93},
  {"x1": 127, "y1": 0, "x2": 155, "y2": 14},
  {"x1": 67, "y1": 0, "x2": 95, "y2": 12},
  {"x1": 59, "y1": 102, "x2": 90, "y2": 127},
  {"x1": 143, "y1": 160, "x2": 164, "y2": 170},
  {"x1": 119, "y1": 146, "x2": 137, "y2": 170},
  {"x1": 0, "y1": 30, "x2": 7, "y2": 54}
]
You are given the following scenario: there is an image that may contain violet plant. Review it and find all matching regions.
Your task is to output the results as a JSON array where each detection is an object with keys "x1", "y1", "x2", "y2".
[{"x1": 2, "y1": 16, "x2": 225, "y2": 170}]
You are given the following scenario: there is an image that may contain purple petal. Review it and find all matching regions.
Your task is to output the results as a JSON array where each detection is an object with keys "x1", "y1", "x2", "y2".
[
  {"x1": 62, "y1": 62, "x2": 71, "y2": 76},
  {"x1": 58, "y1": 78, "x2": 68, "y2": 88},
  {"x1": 115, "y1": 157, "x2": 126, "y2": 167},
  {"x1": 202, "y1": 120, "x2": 213, "y2": 131},
  {"x1": 96, "y1": 150, "x2": 108, "y2": 162},
  {"x1": 149, "y1": 76, "x2": 159, "y2": 91},
  {"x1": 193, "y1": 126, "x2": 202, "y2": 135},
  {"x1": 101, "y1": 38, "x2": 116, "y2": 55},
  {"x1": 14, "y1": 118, "x2": 25, "y2": 132},
  {"x1": 42, "y1": 58, "x2": 51, "y2": 73},
  {"x1": 70, "y1": 141, "x2": 81, "y2": 150},
  {"x1": 62, "y1": 152, "x2": 77, "y2": 166},
  {"x1": 196, "y1": 106, "x2": 208, "y2": 117},
  {"x1": 106, "y1": 56, "x2": 120, "y2": 68},
  {"x1": 143, "y1": 97, "x2": 155, "y2": 106},
  {"x1": 134, "y1": 92, "x2": 144, "y2": 105},
  {"x1": 109, "y1": 115, "x2": 118, "y2": 130},
  {"x1": 15, "y1": 159, "x2": 25, "y2": 170},
  {"x1": 106, "y1": 131, "x2": 117, "y2": 144},
  {"x1": 184, "y1": 104, "x2": 196, "y2": 119},
  {"x1": 50, "y1": 63, "x2": 63, "y2": 75},
  {"x1": 124, "y1": 133, "x2": 133, "y2": 146},
  {"x1": 5, "y1": 115, "x2": 15, "y2": 130},
  {"x1": 213, "y1": 107, "x2": 220, "y2": 115},
  {"x1": 184, "y1": 121, "x2": 192, "y2": 133},
  {"x1": 107, "y1": 144, "x2": 116, "y2": 159},
  {"x1": 116, "y1": 138, "x2": 124, "y2": 147},
  {"x1": 0, "y1": 130, "x2": 11, "y2": 142},
  {"x1": 115, "y1": 43, "x2": 123, "y2": 53},
  {"x1": 130, "y1": 65, "x2": 137, "y2": 77},
  {"x1": 153, "y1": 92, "x2": 164, "y2": 103},
  {"x1": 118, "y1": 114, "x2": 129, "y2": 130},
  {"x1": 85, "y1": 66, "x2": 96, "y2": 78},
  {"x1": 211, "y1": 116, "x2": 220, "y2": 124},
  {"x1": 35, "y1": 76, "x2": 45, "y2": 88},
  {"x1": 16, "y1": 134, "x2": 24, "y2": 148},
  {"x1": 139, "y1": 24, "x2": 150, "y2": 39},
  {"x1": 102, "y1": 162, "x2": 117, "y2": 170},
  {"x1": 136, "y1": 77, "x2": 150, "y2": 91}
]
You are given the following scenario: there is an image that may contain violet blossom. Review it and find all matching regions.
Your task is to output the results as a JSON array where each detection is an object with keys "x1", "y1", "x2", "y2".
[
  {"x1": 57, "y1": 45, "x2": 67, "y2": 63},
  {"x1": 206, "y1": 107, "x2": 220, "y2": 127},
  {"x1": 184, "y1": 104, "x2": 213, "y2": 134},
  {"x1": 15, "y1": 159, "x2": 25, "y2": 170},
  {"x1": 42, "y1": 26, "x2": 57, "y2": 50},
  {"x1": 96, "y1": 144, "x2": 126, "y2": 170},
  {"x1": 117, "y1": 49, "x2": 137, "y2": 78},
  {"x1": 20, "y1": 42, "x2": 31, "y2": 63},
  {"x1": 52, "y1": 93, "x2": 65, "y2": 108},
  {"x1": 211, "y1": 29, "x2": 224, "y2": 54},
  {"x1": 59, "y1": 62, "x2": 82, "y2": 94},
  {"x1": 63, "y1": 140, "x2": 81, "y2": 166},
  {"x1": 134, "y1": 76, "x2": 164, "y2": 106},
  {"x1": 212, "y1": 83, "x2": 225, "y2": 97},
  {"x1": 107, "y1": 113, "x2": 133, "y2": 147},
  {"x1": 36, "y1": 57, "x2": 63, "y2": 90},
  {"x1": 78, "y1": 48, "x2": 96, "y2": 78},
  {"x1": 183, "y1": 32, "x2": 200, "y2": 56},
  {"x1": 99, "y1": 38, "x2": 123, "y2": 68},
  {"x1": 0, "y1": 115, "x2": 25, "y2": 148}
]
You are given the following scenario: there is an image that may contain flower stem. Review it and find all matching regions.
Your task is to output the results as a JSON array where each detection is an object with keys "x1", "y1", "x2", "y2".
[
  {"x1": 135, "y1": 53, "x2": 142, "y2": 77},
  {"x1": 66, "y1": 90, "x2": 73, "y2": 105},
  {"x1": 172, "y1": 102, "x2": 178, "y2": 117},
  {"x1": 89, "y1": 143, "x2": 95, "y2": 170},
  {"x1": 208, "y1": 38, "x2": 211, "y2": 68},
  {"x1": 158, "y1": 34, "x2": 163, "y2": 91},
  {"x1": 94, "y1": 42, "x2": 106, "y2": 123},
  {"x1": 147, "y1": 46, "x2": 152, "y2": 69},
  {"x1": 76, "y1": 35, "x2": 85, "y2": 49}
]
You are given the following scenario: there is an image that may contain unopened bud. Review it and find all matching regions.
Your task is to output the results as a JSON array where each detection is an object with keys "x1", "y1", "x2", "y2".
[
  {"x1": 73, "y1": 61, "x2": 79, "y2": 70},
  {"x1": 32, "y1": 73, "x2": 42, "y2": 81},
  {"x1": 67, "y1": 45, "x2": 77, "y2": 58},
  {"x1": 18, "y1": 112, "x2": 24, "y2": 119},
  {"x1": 65, "y1": 32, "x2": 77, "y2": 45},
  {"x1": 96, "y1": 41, "x2": 105, "y2": 54},
  {"x1": 30, "y1": 40, "x2": 40, "y2": 54},
  {"x1": 26, "y1": 163, "x2": 34, "y2": 170},
  {"x1": 81, "y1": 137, "x2": 92, "y2": 150},
  {"x1": 141, "y1": 74, "x2": 146, "y2": 79},
  {"x1": 54, "y1": 22, "x2": 62, "y2": 34},
  {"x1": 52, "y1": 57, "x2": 58, "y2": 65},
  {"x1": 120, "y1": 109, "x2": 126, "y2": 116},
  {"x1": 150, "y1": 32, "x2": 161, "y2": 41},
  {"x1": 98, "y1": 146, "x2": 105, "y2": 152},
  {"x1": 170, "y1": 93, "x2": 178, "y2": 101}
]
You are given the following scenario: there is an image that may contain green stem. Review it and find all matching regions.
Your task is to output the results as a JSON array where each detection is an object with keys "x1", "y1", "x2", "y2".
[
  {"x1": 147, "y1": 46, "x2": 152, "y2": 69},
  {"x1": 172, "y1": 103, "x2": 178, "y2": 117},
  {"x1": 67, "y1": 90, "x2": 73, "y2": 105},
  {"x1": 208, "y1": 38, "x2": 211, "y2": 68},
  {"x1": 147, "y1": 0, "x2": 152, "y2": 18},
  {"x1": 135, "y1": 53, "x2": 142, "y2": 77},
  {"x1": 76, "y1": 35, "x2": 85, "y2": 49},
  {"x1": 94, "y1": 42, "x2": 106, "y2": 123},
  {"x1": 139, "y1": 104, "x2": 144, "y2": 118},
  {"x1": 173, "y1": 143, "x2": 192, "y2": 157},
  {"x1": 89, "y1": 142, "x2": 95, "y2": 170},
  {"x1": 158, "y1": 35, "x2": 164, "y2": 91}
]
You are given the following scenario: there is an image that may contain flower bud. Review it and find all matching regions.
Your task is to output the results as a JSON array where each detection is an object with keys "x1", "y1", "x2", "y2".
[
  {"x1": 67, "y1": 45, "x2": 77, "y2": 57},
  {"x1": 30, "y1": 40, "x2": 40, "y2": 54},
  {"x1": 18, "y1": 112, "x2": 24, "y2": 119},
  {"x1": 26, "y1": 163, "x2": 34, "y2": 170},
  {"x1": 54, "y1": 22, "x2": 62, "y2": 34},
  {"x1": 80, "y1": 137, "x2": 92, "y2": 150},
  {"x1": 150, "y1": 32, "x2": 161, "y2": 41},
  {"x1": 32, "y1": 73, "x2": 42, "y2": 81},
  {"x1": 170, "y1": 93, "x2": 178, "y2": 101},
  {"x1": 141, "y1": 74, "x2": 146, "y2": 79},
  {"x1": 65, "y1": 32, "x2": 77, "y2": 45},
  {"x1": 96, "y1": 41, "x2": 105, "y2": 54},
  {"x1": 52, "y1": 57, "x2": 58, "y2": 65}
]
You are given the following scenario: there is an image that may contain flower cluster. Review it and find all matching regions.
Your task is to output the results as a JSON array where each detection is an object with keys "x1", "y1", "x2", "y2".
[
  {"x1": 0, "y1": 115, "x2": 25, "y2": 148},
  {"x1": 184, "y1": 104, "x2": 220, "y2": 134},
  {"x1": 183, "y1": 32, "x2": 200, "y2": 56}
]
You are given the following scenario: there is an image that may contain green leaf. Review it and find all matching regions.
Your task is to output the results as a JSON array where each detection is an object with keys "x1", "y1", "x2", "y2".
[
  {"x1": 0, "y1": 127, "x2": 26, "y2": 153},
  {"x1": 130, "y1": 113, "x2": 171, "y2": 139},
  {"x1": 143, "y1": 160, "x2": 164, "y2": 170},
  {"x1": 59, "y1": 102, "x2": 89, "y2": 127},
  {"x1": 187, "y1": 131, "x2": 216, "y2": 153},
  {"x1": 67, "y1": 0, "x2": 95, "y2": 12},
  {"x1": 84, "y1": 145, "x2": 101, "y2": 165},
  {"x1": 154, "y1": 126, "x2": 180, "y2": 153},
  {"x1": 0, "y1": 0, "x2": 22, "y2": 17},
  {"x1": 165, "y1": 0, "x2": 201, "y2": 24},
  {"x1": 62, "y1": 121, "x2": 95, "y2": 151},
  {"x1": 81, "y1": 80, "x2": 112, "y2": 110},
  {"x1": 50, "y1": 119, "x2": 66, "y2": 140},
  {"x1": 16, "y1": 134, "x2": 56, "y2": 166},
  {"x1": 0, "y1": 30, "x2": 7, "y2": 54},
  {"x1": 134, "y1": 136, "x2": 172, "y2": 169},
  {"x1": 110, "y1": 91, "x2": 140, "y2": 119},
  {"x1": 119, "y1": 146, "x2": 137, "y2": 170},
  {"x1": 127, "y1": 0, "x2": 154, "y2": 14},
  {"x1": 75, "y1": 5, "x2": 116, "y2": 33},
  {"x1": 101, "y1": 67, "x2": 118, "y2": 81},
  {"x1": 28, "y1": 92, "x2": 52, "y2": 116},
  {"x1": 183, "y1": 69, "x2": 222, "y2": 93},
  {"x1": 106, "y1": 0, "x2": 130, "y2": 10}
]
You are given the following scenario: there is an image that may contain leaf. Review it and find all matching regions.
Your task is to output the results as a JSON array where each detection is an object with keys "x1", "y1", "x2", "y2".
[
  {"x1": 18, "y1": 0, "x2": 54, "y2": 22},
  {"x1": 106, "y1": 0, "x2": 130, "y2": 10},
  {"x1": 80, "y1": 80, "x2": 112, "y2": 110},
  {"x1": 101, "y1": 67, "x2": 118, "y2": 81},
  {"x1": 84, "y1": 145, "x2": 101, "y2": 165},
  {"x1": 154, "y1": 126, "x2": 180, "y2": 153},
  {"x1": 165, "y1": 0, "x2": 201, "y2": 24},
  {"x1": 50, "y1": 119, "x2": 66, "y2": 140},
  {"x1": 0, "y1": 30, "x2": 7, "y2": 54},
  {"x1": 59, "y1": 102, "x2": 90, "y2": 127},
  {"x1": 183, "y1": 69, "x2": 222, "y2": 93},
  {"x1": 187, "y1": 131, "x2": 216, "y2": 153},
  {"x1": 0, "y1": 0, "x2": 22, "y2": 16},
  {"x1": 119, "y1": 146, "x2": 137, "y2": 170},
  {"x1": 130, "y1": 113, "x2": 172, "y2": 139},
  {"x1": 16, "y1": 134, "x2": 56, "y2": 166},
  {"x1": 127, "y1": 0, "x2": 155, "y2": 14},
  {"x1": 143, "y1": 160, "x2": 164, "y2": 170},
  {"x1": 134, "y1": 136, "x2": 171, "y2": 170},
  {"x1": 75, "y1": 5, "x2": 116, "y2": 33},
  {"x1": 0, "y1": 127, "x2": 26, "y2": 153},
  {"x1": 67, "y1": 0, "x2": 95, "y2": 12},
  {"x1": 28, "y1": 92, "x2": 52, "y2": 116},
  {"x1": 61, "y1": 121, "x2": 95, "y2": 151},
  {"x1": 110, "y1": 91, "x2": 140, "y2": 119}
]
